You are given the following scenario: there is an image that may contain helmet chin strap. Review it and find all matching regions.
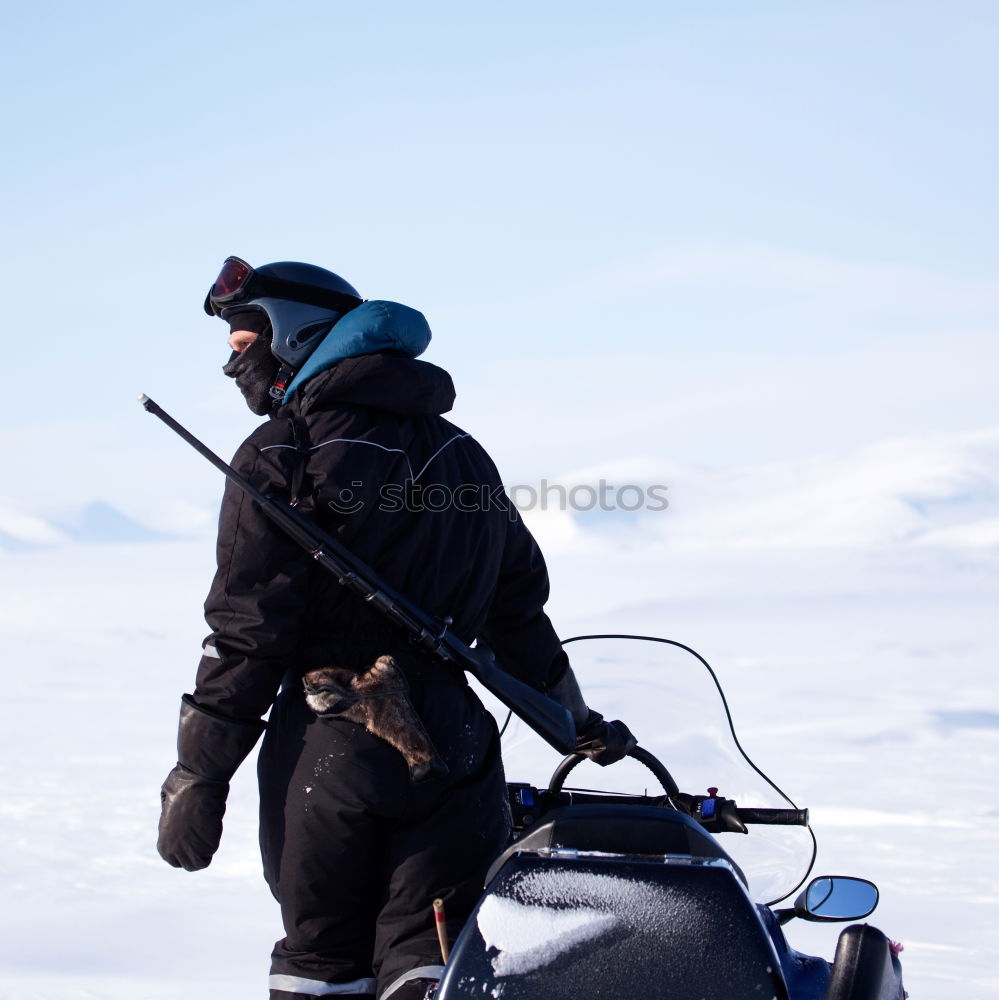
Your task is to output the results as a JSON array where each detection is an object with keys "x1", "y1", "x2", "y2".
[{"x1": 269, "y1": 364, "x2": 296, "y2": 404}]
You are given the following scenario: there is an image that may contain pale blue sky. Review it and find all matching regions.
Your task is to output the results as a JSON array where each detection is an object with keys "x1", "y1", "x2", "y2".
[{"x1": 2, "y1": 0, "x2": 997, "y2": 515}]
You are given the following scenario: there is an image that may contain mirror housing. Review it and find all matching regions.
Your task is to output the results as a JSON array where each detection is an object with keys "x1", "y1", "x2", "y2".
[{"x1": 793, "y1": 876, "x2": 879, "y2": 922}]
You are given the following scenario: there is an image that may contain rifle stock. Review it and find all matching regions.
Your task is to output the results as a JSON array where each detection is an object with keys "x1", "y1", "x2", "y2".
[
  {"x1": 460, "y1": 645, "x2": 576, "y2": 752},
  {"x1": 140, "y1": 395, "x2": 577, "y2": 754}
]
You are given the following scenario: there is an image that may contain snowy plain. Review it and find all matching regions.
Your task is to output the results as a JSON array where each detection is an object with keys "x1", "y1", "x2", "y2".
[{"x1": 1, "y1": 426, "x2": 997, "y2": 1000}]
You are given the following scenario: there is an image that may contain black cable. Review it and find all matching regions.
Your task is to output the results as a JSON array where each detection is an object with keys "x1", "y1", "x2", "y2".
[
  {"x1": 560, "y1": 633, "x2": 818, "y2": 906},
  {"x1": 497, "y1": 708, "x2": 513, "y2": 738}
]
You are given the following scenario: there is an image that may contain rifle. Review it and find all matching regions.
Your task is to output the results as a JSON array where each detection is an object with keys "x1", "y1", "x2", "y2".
[{"x1": 139, "y1": 395, "x2": 577, "y2": 753}]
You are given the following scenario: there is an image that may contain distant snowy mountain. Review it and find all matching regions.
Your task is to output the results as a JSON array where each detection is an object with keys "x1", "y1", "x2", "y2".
[
  {"x1": 55, "y1": 500, "x2": 168, "y2": 543},
  {"x1": 3, "y1": 427, "x2": 997, "y2": 554},
  {"x1": 675, "y1": 427, "x2": 999, "y2": 549},
  {"x1": 521, "y1": 427, "x2": 999, "y2": 552},
  {"x1": 0, "y1": 499, "x2": 171, "y2": 549}
]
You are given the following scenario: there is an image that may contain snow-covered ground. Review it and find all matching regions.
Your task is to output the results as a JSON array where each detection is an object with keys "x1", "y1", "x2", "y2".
[{"x1": 1, "y1": 427, "x2": 997, "y2": 999}]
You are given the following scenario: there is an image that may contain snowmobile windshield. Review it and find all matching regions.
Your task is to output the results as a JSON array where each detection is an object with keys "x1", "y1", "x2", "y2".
[{"x1": 479, "y1": 634, "x2": 814, "y2": 905}]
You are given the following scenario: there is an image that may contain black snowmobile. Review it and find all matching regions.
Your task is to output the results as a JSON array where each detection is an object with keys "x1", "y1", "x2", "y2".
[{"x1": 436, "y1": 634, "x2": 905, "y2": 1000}]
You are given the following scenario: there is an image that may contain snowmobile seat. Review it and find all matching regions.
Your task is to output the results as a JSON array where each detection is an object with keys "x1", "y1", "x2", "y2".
[
  {"x1": 825, "y1": 924, "x2": 905, "y2": 1000},
  {"x1": 486, "y1": 803, "x2": 748, "y2": 886}
]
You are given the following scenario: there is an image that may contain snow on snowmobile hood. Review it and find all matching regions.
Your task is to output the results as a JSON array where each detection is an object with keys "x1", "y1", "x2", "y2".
[{"x1": 282, "y1": 300, "x2": 432, "y2": 402}]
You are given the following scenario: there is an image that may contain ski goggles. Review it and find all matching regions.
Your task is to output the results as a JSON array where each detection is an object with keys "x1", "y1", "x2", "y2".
[
  {"x1": 204, "y1": 256, "x2": 255, "y2": 315},
  {"x1": 204, "y1": 256, "x2": 363, "y2": 318}
]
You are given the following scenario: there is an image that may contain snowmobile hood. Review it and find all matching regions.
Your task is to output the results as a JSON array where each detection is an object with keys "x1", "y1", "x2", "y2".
[{"x1": 282, "y1": 300, "x2": 432, "y2": 402}]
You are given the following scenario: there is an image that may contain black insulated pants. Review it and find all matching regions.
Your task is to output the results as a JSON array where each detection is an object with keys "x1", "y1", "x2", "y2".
[{"x1": 258, "y1": 667, "x2": 511, "y2": 998}]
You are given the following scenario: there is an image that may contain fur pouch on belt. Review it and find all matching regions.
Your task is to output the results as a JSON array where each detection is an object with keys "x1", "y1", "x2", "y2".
[{"x1": 302, "y1": 656, "x2": 448, "y2": 783}]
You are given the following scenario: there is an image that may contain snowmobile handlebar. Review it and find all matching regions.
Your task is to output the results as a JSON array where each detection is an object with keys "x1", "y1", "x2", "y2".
[
  {"x1": 549, "y1": 746, "x2": 681, "y2": 800},
  {"x1": 736, "y1": 807, "x2": 809, "y2": 826},
  {"x1": 509, "y1": 784, "x2": 809, "y2": 837},
  {"x1": 508, "y1": 745, "x2": 810, "y2": 835},
  {"x1": 553, "y1": 790, "x2": 806, "y2": 827}
]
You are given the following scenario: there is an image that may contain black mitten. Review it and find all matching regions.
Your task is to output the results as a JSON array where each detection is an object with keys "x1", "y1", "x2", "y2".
[
  {"x1": 574, "y1": 711, "x2": 637, "y2": 767},
  {"x1": 157, "y1": 695, "x2": 264, "y2": 871},
  {"x1": 158, "y1": 765, "x2": 229, "y2": 871},
  {"x1": 548, "y1": 667, "x2": 638, "y2": 767}
]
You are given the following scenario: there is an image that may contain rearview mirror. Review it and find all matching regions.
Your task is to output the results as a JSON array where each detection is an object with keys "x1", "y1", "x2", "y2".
[{"x1": 795, "y1": 876, "x2": 879, "y2": 921}]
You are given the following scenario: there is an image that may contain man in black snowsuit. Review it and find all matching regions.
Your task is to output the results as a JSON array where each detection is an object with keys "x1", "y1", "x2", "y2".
[{"x1": 156, "y1": 258, "x2": 635, "y2": 1000}]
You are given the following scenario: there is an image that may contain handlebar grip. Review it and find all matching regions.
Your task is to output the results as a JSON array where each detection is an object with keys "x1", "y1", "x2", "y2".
[{"x1": 736, "y1": 807, "x2": 809, "y2": 826}]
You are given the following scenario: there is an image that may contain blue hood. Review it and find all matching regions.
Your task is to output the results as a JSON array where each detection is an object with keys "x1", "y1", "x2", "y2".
[{"x1": 283, "y1": 300, "x2": 432, "y2": 401}]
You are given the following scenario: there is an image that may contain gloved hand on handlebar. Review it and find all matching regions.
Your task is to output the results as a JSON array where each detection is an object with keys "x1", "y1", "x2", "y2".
[
  {"x1": 574, "y1": 710, "x2": 637, "y2": 766},
  {"x1": 548, "y1": 666, "x2": 637, "y2": 767}
]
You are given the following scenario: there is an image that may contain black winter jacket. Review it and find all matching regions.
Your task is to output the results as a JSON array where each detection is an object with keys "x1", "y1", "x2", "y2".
[{"x1": 193, "y1": 352, "x2": 568, "y2": 722}]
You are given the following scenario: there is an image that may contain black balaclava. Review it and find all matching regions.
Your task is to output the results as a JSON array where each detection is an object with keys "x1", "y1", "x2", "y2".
[{"x1": 221, "y1": 309, "x2": 281, "y2": 416}]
